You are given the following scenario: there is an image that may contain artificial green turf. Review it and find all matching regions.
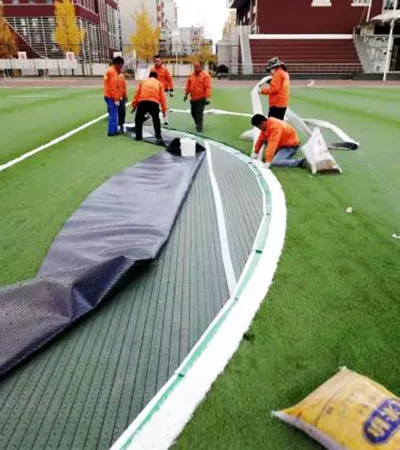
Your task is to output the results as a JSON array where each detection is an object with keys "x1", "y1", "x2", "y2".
[
  {"x1": 0, "y1": 87, "x2": 105, "y2": 164},
  {"x1": 0, "y1": 85, "x2": 399, "y2": 449},
  {"x1": 0, "y1": 117, "x2": 158, "y2": 285},
  {"x1": 167, "y1": 87, "x2": 400, "y2": 449}
]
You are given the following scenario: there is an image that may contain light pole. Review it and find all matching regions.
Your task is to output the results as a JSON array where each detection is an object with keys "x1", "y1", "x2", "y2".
[
  {"x1": 366, "y1": 0, "x2": 373, "y2": 22},
  {"x1": 383, "y1": 0, "x2": 398, "y2": 81}
]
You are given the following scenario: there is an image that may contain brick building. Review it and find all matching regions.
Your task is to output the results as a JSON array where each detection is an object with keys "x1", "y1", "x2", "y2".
[{"x1": 3, "y1": 0, "x2": 121, "y2": 61}]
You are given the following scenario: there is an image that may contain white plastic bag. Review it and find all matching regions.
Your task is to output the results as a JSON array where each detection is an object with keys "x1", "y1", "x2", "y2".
[{"x1": 302, "y1": 127, "x2": 342, "y2": 175}]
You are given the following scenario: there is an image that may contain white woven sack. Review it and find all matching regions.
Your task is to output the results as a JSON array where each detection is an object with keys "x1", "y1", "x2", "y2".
[{"x1": 302, "y1": 127, "x2": 342, "y2": 175}]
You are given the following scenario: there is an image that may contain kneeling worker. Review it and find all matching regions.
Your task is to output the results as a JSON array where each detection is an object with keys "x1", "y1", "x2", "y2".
[
  {"x1": 131, "y1": 71, "x2": 167, "y2": 144},
  {"x1": 251, "y1": 114, "x2": 306, "y2": 169}
]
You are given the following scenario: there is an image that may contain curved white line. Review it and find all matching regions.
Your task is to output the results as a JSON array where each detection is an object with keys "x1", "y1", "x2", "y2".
[
  {"x1": 109, "y1": 140, "x2": 287, "y2": 450},
  {"x1": 205, "y1": 141, "x2": 237, "y2": 297}
]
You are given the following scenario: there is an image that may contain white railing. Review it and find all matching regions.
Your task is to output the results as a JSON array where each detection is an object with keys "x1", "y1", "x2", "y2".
[
  {"x1": 229, "y1": 62, "x2": 363, "y2": 74},
  {"x1": 361, "y1": 34, "x2": 400, "y2": 72},
  {"x1": 0, "y1": 59, "x2": 209, "y2": 77}
]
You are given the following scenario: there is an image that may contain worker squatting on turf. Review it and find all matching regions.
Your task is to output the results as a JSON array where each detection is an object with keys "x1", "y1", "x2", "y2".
[
  {"x1": 131, "y1": 71, "x2": 168, "y2": 145},
  {"x1": 184, "y1": 62, "x2": 212, "y2": 133},
  {"x1": 259, "y1": 57, "x2": 290, "y2": 121},
  {"x1": 251, "y1": 114, "x2": 306, "y2": 169},
  {"x1": 103, "y1": 56, "x2": 125, "y2": 137}
]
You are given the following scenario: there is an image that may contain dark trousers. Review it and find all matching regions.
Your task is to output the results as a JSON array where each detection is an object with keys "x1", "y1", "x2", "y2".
[
  {"x1": 268, "y1": 106, "x2": 287, "y2": 120},
  {"x1": 190, "y1": 99, "x2": 206, "y2": 131},
  {"x1": 271, "y1": 146, "x2": 303, "y2": 167},
  {"x1": 118, "y1": 99, "x2": 126, "y2": 129},
  {"x1": 135, "y1": 100, "x2": 161, "y2": 140}
]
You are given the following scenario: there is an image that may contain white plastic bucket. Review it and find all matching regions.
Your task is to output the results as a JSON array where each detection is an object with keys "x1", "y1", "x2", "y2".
[{"x1": 181, "y1": 138, "x2": 196, "y2": 157}]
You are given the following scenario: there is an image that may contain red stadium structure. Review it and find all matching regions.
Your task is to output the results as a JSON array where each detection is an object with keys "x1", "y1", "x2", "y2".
[{"x1": 225, "y1": 0, "x2": 399, "y2": 76}]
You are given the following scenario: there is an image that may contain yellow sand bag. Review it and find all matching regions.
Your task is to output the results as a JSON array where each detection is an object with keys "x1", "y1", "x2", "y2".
[{"x1": 273, "y1": 368, "x2": 400, "y2": 450}]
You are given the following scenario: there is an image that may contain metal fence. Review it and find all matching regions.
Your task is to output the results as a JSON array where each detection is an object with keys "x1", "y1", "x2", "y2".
[{"x1": 0, "y1": 58, "x2": 212, "y2": 78}]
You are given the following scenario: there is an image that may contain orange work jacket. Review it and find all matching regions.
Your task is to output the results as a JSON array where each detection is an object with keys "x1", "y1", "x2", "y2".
[
  {"x1": 255, "y1": 117, "x2": 300, "y2": 163},
  {"x1": 132, "y1": 78, "x2": 168, "y2": 113},
  {"x1": 104, "y1": 65, "x2": 120, "y2": 102},
  {"x1": 185, "y1": 71, "x2": 212, "y2": 101},
  {"x1": 119, "y1": 73, "x2": 127, "y2": 100},
  {"x1": 149, "y1": 65, "x2": 174, "y2": 91},
  {"x1": 261, "y1": 68, "x2": 290, "y2": 108}
]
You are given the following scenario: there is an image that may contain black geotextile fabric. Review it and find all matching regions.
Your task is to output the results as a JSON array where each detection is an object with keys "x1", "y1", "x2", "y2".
[
  {"x1": 123, "y1": 125, "x2": 205, "y2": 156},
  {"x1": 0, "y1": 142, "x2": 205, "y2": 378}
]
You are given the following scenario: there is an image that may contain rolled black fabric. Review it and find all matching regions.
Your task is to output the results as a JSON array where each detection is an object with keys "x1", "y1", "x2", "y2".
[{"x1": 0, "y1": 150, "x2": 205, "y2": 377}]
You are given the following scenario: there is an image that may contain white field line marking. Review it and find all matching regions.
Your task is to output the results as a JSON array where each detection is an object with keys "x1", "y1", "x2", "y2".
[
  {"x1": 109, "y1": 141, "x2": 286, "y2": 450},
  {"x1": 7, "y1": 94, "x2": 59, "y2": 98},
  {"x1": 205, "y1": 141, "x2": 237, "y2": 296},
  {"x1": 0, "y1": 113, "x2": 107, "y2": 174}
]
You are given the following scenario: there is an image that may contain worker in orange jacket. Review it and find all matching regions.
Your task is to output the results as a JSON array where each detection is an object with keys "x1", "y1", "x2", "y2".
[
  {"x1": 118, "y1": 71, "x2": 128, "y2": 132},
  {"x1": 149, "y1": 55, "x2": 174, "y2": 125},
  {"x1": 184, "y1": 62, "x2": 212, "y2": 133},
  {"x1": 150, "y1": 55, "x2": 174, "y2": 95},
  {"x1": 259, "y1": 57, "x2": 290, "y2": 120},
  {"x1": 131, "y1": 71, "x2": 168, "y2": 144},
  {"x1": 251, "y1": 114, "x2": 305, "y2": 169},
  {"x1": 104, "y1": 56, "x2": 124, "y2": 136}
]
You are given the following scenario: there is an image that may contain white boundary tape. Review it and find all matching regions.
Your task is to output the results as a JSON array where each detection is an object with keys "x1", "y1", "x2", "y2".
[
  {"x1": 0, "y1": 114, "x2": 107, "y2": 174},
  {"x1": 109, "y1": 135, "x2": 287, "y2": 450},
  {"x1": 206, "y1": 142, "x2": 238, "y2": 296}
]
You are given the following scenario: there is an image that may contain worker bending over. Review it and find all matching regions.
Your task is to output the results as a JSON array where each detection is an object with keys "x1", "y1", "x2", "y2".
[
  {"x1": 131, "y1": 71, "x2": 167, "y2": 145},
  {"x1": 259, "y1": 57, "x2": 290, "y2": 120},
  {"x1": 251, "y1": 114, "x2": 306, "y2": 169},
  {"x1": 184, "y1": 62, "x2": 212, "y2": 133}
]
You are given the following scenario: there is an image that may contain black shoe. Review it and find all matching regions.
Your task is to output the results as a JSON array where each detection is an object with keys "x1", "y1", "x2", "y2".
[
  {"x1": 156, "y1": 138, "x2": 165, "y2": 146},
  {"x1": 135, "y1": 137, "x2": 143, "y2": 141},
  {"x1": 196, "y1": 128, "x2": 203, "y2": 133},
  {"x1": 298, "y1": 158, "x2": 307, "y2": 169},
  {"x1": 107, "y1": 132, "x2": 120, "y2": 137}
]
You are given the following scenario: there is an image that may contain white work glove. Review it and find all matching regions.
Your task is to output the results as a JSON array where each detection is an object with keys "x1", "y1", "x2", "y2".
[
  {"x1": 262, "y1": 162, "x2": 271, "y2": 170},
  {"x1": 114, "y1": 100, "x2": 120, "y2": 106},
  {"x1": 258, "y1": 86, "x2": 262, "y2": 94},
  {"x1": 251, "y1": 152, "x2": 258, "y2": 160}
]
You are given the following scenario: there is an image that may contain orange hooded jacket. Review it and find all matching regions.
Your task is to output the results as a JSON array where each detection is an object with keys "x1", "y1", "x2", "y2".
[
  {"x1": 132, "y1": 78, "x2": 168, "y2": 113},
  {"x1": 149, "y1": 65, "x2": 174, "y2": 91},
  {"x1": 119, "y1": 73, "x2": 127, "y2": 100},
  {"x1": 185, "y1": 71, "x2": 212, "y2": 101},
  {"x1": 261, "y1": 68, "x2": 290, "y2": 108},
  {"x1": 255, "y1": 117, "x2": 300, "y2": 163},
  {"x1": 104, "y1": 65, "x2": 120, "y2": 102}
]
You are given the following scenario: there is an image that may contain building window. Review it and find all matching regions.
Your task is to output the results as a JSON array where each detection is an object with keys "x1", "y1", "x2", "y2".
[
  {"x1": 384, "y1": 0, "x2": 400, "y2": 9},
  {"x1": 311, "y1": 0, "x2": 332, "y2": 6},
  {"x1": 352, "y1": 0, "x2": 371, "y2": 5}
]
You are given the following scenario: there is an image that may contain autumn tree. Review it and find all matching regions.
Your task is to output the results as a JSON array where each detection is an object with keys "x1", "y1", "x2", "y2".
[
  {"x1": 0, "y1": 6, "x2": 17, "y2": 59},
  {"x1": 54, "y1": 0, "x2": 85, "y2": 56},
  {"x1": 223, "y1": 9, "x2": 237, "y2": 37},
  {"x1": 130, "y1": 4, "x2": 160, "y2": 62},
  {"x1": 188, "y1": 41, "x2": 216, "y2": 66}
]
